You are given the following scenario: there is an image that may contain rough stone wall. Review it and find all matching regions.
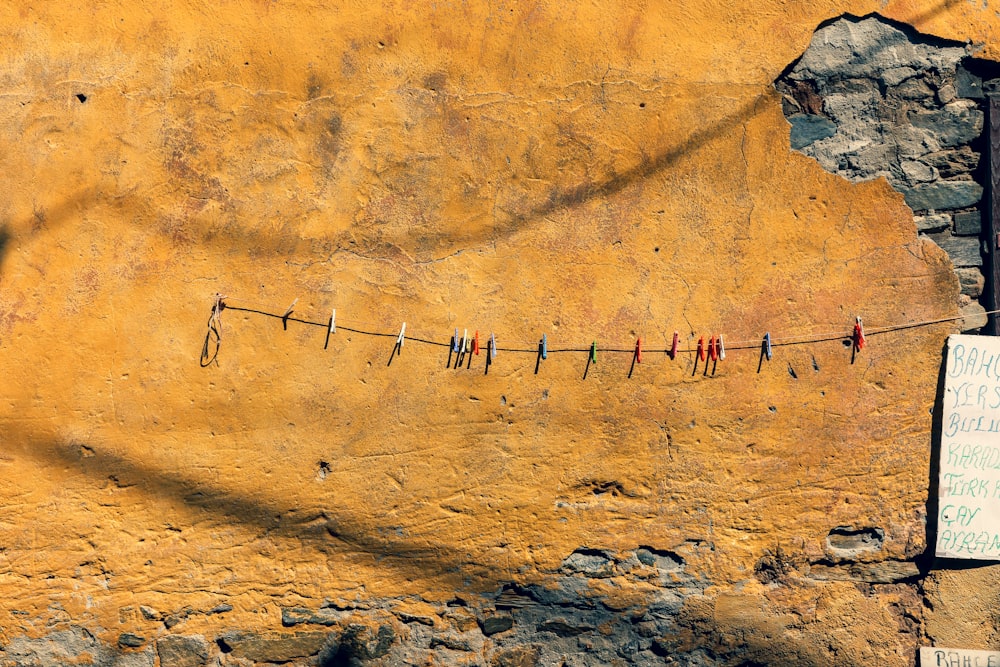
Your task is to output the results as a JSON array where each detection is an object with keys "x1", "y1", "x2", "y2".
[
  {"x1": 1, "y1": 2, "x2": 1000, "y2": 667},
  {"x1": 776, "y1": 14, "x2": 1000, "y2": 331}
]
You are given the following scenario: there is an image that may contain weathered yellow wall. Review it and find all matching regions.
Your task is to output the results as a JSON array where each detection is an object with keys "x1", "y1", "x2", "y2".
[{"x1": 0, "y1": 1, "x2": 998, "y2": 664}]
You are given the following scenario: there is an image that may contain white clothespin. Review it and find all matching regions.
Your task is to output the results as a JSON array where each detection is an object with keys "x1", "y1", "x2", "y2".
[
  {"x1": 718, "y1": 334, "x2": 726, "y2": 360},
  {"x1": 397, "y1": 322, "x2": 406, "y2": 349},
  {"x1": 330, "y1": 308, "x2": 336, "y2": 334},
  {"x1": 283, "y1": 298, "x2": 298, "y2": 319}
]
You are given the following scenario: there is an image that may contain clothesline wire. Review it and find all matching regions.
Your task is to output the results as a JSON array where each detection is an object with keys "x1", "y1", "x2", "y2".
[{"x1": 216, "y1": 297, "x2": 994, "y2": 355}]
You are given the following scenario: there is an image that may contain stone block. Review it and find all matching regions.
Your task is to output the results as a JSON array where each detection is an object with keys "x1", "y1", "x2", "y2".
[
  {"x1": 902, "y1": 181, "x2": 983, "y2": 211},
  {"x1": 216, "y1": 631, "x2": 332, "y2": 663},
  {"x1": 957, "y1": 268, "x2": 985, "y2": 298},
  {"x1": 953, "y1": 210, "x2": 982, "y2": 236},
  {"x1": 914, "y1": 213, "x2": 951, "y2": 233},
  {"x1": 480, "y1": 615, "x2": 515, "y2": 636},
  {"x1": 901, "y1": 159, "x2": 934, "y2": 183},
  {"x1": 956, "y1": 66, "x2": 985, "y2": 99},
  {"x1": 926, "y1": 232, "x2": 982, "y2": 267},
  {"x1": 907, "y1": 101, "x2": 984, "y2": 148},
  {"x1": 787, "y1": 114, "x2": 837, "y2": 149},
  {"x1": 920, "y1": 147, "x2": 980, "y2": 179},
  {"x1": 963, "y1": 302, "x2": 989, "y2": 332},
  {"x1": 156, "y1": 635, "x2": 210, "y2": 667}
]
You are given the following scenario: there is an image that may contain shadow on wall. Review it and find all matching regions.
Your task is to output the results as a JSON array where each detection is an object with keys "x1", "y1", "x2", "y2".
[{"x1": 1, "y1": 422, "x2": 475, "y2": 584}]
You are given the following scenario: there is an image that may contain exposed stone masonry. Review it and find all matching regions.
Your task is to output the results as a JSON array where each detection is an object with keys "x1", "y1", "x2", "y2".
[{"x1": 776, "y1": 14, "x2": 1000, "y2": 331}]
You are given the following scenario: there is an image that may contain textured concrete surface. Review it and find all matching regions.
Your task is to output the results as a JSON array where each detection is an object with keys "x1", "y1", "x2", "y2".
[{"x1": 0, "y1": 1, "x2": 999, "y2": 665}]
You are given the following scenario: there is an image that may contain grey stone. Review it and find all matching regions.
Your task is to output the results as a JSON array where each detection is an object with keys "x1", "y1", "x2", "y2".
[
  {"x1": 957, "y1": 268, "x2": 985, "y2": 298},
  {"x1": 902, "y1": 180, "x2": 983, "y2": 211},
  {"x1": 139, "y1": 606, "x2": 160, "y2": 621},
  {"x1": 926, "y1": 232, "x2": 983, "y2": 267},
  {"x1": 788, "y1": 16, "x2": 966, "y2": 83},
  {"x1": 430, "y1": 634, "x2": 473, "y2": 651},
  {"x1": 281, "y1": 605, "x2": 346, "y2": 627},
  {"x1": 895, "y1": 76, "x2": 934, "y2": 99},
  {"x1": 787, "y1": 113, "x2": 837, "y2": 149},
  {"x1": 113, "y1": 650, "x2": 156, "y2": 667},
  {"x1": 954, "y1": 210, "x2": 982, "y2": 235},
  {"x1": 956, "y1": 65, "x2": 985, "y2": 99},
  {"x1": 914, "y1": 213, "x2": 951, "y2": 233},
  {"x1": 118, "y1": 633, "x2": 145, "y2": 648},
  {"x1": 206, "y1": 603, "x2": 232, "y2": 615},
  {"x1": 901, "y1": 159, "x2": 934, "y2": 183},
  {"x1": 216, "y1": 630, "x2": 332, "y2": 663},
  {"x1": 937, "y1": 83, "x2": 957, "y2": 104},
  {"x1": 396, "y1": 610, "x2": 436, "y2": 626},
  {"x1": 0, "y1": 626, "x2": 115, "y2": 667},
  {"x1": 156, "y1": 635, "x2": 210, "y2": 667},
  {"x1": 963, "y1": 302, "x2": 989, "y2": 332},
  {"x1": 985, "y1": 78, "x2": 1000, "y2": 94},
  {"x1": 883, "y1": 66, "x2": 918, "y2": 87},
  {"x1": 480, "y1": 615, "x2": 514, "y2": 636},
  {"x1": 561, "y1": 549, "x2": 614, "y2": 577},
  {"x1": 908, "y1": 101, "x2": 984, "y2": 148},
  {"x1": 921, "y1": 147, "x2": 980, "y2": 178},
  {"x1": 338, "y1": 623, "x2": 395, "y2": 660},
  {"x1": 635, "y1": 547, "x2": 684, "y2": 573}
]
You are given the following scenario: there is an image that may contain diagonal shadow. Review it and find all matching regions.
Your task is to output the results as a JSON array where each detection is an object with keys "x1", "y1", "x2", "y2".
[{"x1": 3, "y1": 424, "x2": 474, "y2": 583}]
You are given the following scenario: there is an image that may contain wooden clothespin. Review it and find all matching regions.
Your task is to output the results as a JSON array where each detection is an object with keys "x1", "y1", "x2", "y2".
[{"x1": 670, "y1": 332, "x2": 679, "y2": 360}]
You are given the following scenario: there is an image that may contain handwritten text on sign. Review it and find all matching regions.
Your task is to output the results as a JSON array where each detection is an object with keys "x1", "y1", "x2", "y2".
[
  {"x1": 919, "y1": 647, "x2": 1000, "y2": 666},
  {"x1": 937, "y1": 334, "x2": 1000, "y2": 559}
]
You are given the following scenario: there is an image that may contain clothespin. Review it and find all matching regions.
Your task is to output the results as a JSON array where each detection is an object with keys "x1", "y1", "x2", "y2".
[
  {"x1": 465, "y1": 336, "x2": 471, "y2": 354},
  {"x1": 473, "y1": 331, "x2": 480, "y2": 355},
  {"x1": 282, "y1": 298, "x2": 298, "y2": 329},
  {"x1": 635, "y1": 337, "x2": 642, "y2": 363},
  {"x1": 763, "y1": 333, "x2": 773, "y2": 361},
  {"x1": 396, "y1": 322, "x2": 406, "y2": 350},
  {"x1": 461, "y1": 329, "x2": 468, "y2": 354},
  {"x1": 670, "y1": 332, "x2": 679, "y2": 360},
  {"x1": 490, "y1": 332, "x2": 497, "y2": 360},
  {"x1": 853, "y1": 316, "x2": 865, "y2": 351},
  {"x1": 590, "y1": 341, "x2": 597, "y2": 364},
  {"x1": 453, "y1": 328, "x2": 460, "y2": 353},
  {"x1": 708, "y1": 336, "x2": 718, "y2": 362},
  {"x1": 697, "y1": 336, "x2": 705, "y2": 361},
  {"x1": 541, "y1": 334, "x2": 548, "y2": 360},
  {"x1": 718, "y1": 334, "x2": 726, "y2": 360},
  {"x1": 324, "y1": 308, "x2": 336, "y2": 349}
]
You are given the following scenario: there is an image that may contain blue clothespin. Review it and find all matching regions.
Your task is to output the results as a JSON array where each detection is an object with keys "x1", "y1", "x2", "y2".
[
  {"x1": 764, "y1": 333, "x2": 773, "y2": 361},
  {"x1": 490, "y1": 332, "x2": 497, "y2": 360},
  {"x1": 452, "y1": 328, "x2": 460, "y2": 353},
  {"x1": 541, "y1": 334, "x2": 547, "y2": 359}
]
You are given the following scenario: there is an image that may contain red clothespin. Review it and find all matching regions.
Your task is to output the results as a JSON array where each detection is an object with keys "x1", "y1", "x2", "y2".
[
  {"x1": 853, "y1": 316, "x2": 865, "y2": 351},
  {"x1": 473, "y1": 330, "x2": 480, "y2": 355},
  {"x1": 708, "y1": 336, "x2": 717, "y2": 361},
  {"x1": 670, "y1": 332, "x2": 679, "y2": 360},
  {"x1": 697, "y1": 336, "x2": 706, "y2": 361},
  {"x1": 635, "y1": 337, "x2": 642, "y2": 363}
]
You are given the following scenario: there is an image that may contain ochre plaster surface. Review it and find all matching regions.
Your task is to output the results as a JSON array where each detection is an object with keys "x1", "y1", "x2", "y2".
[{"x1": 0, "y1": 0, "x2": 997, "y2": 662}]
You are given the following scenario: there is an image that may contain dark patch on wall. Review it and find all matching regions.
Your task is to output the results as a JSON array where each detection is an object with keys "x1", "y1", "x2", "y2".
[{"x1": 775, "y1": 14, "x2": 1000, "y2": 332}]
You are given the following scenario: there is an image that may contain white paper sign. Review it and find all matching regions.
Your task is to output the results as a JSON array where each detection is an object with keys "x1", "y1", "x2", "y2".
[
  {"x1": 920, "y1": 647, "x2": 1000, "y2": 666},
  {"x1": 936, "y1": 334, "x2": 1000, "y2": 559}
]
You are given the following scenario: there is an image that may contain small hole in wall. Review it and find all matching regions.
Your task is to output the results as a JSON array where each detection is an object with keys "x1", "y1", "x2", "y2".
[
  {"x1": 639, "y1": 102, "x2": 646, "y2": 108},
  {"x1": 75, "y1": 93, "x2": 87, "y2": 103},
  {"x1": 768, "y1": 406, "x2": 777, "y2": 413},
  {"x1": 316, "y1": 461, "x2": 331, "y2": 480},
  {"x1": 654, "y1": 247, "x2": 660, "y2": 253}
]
